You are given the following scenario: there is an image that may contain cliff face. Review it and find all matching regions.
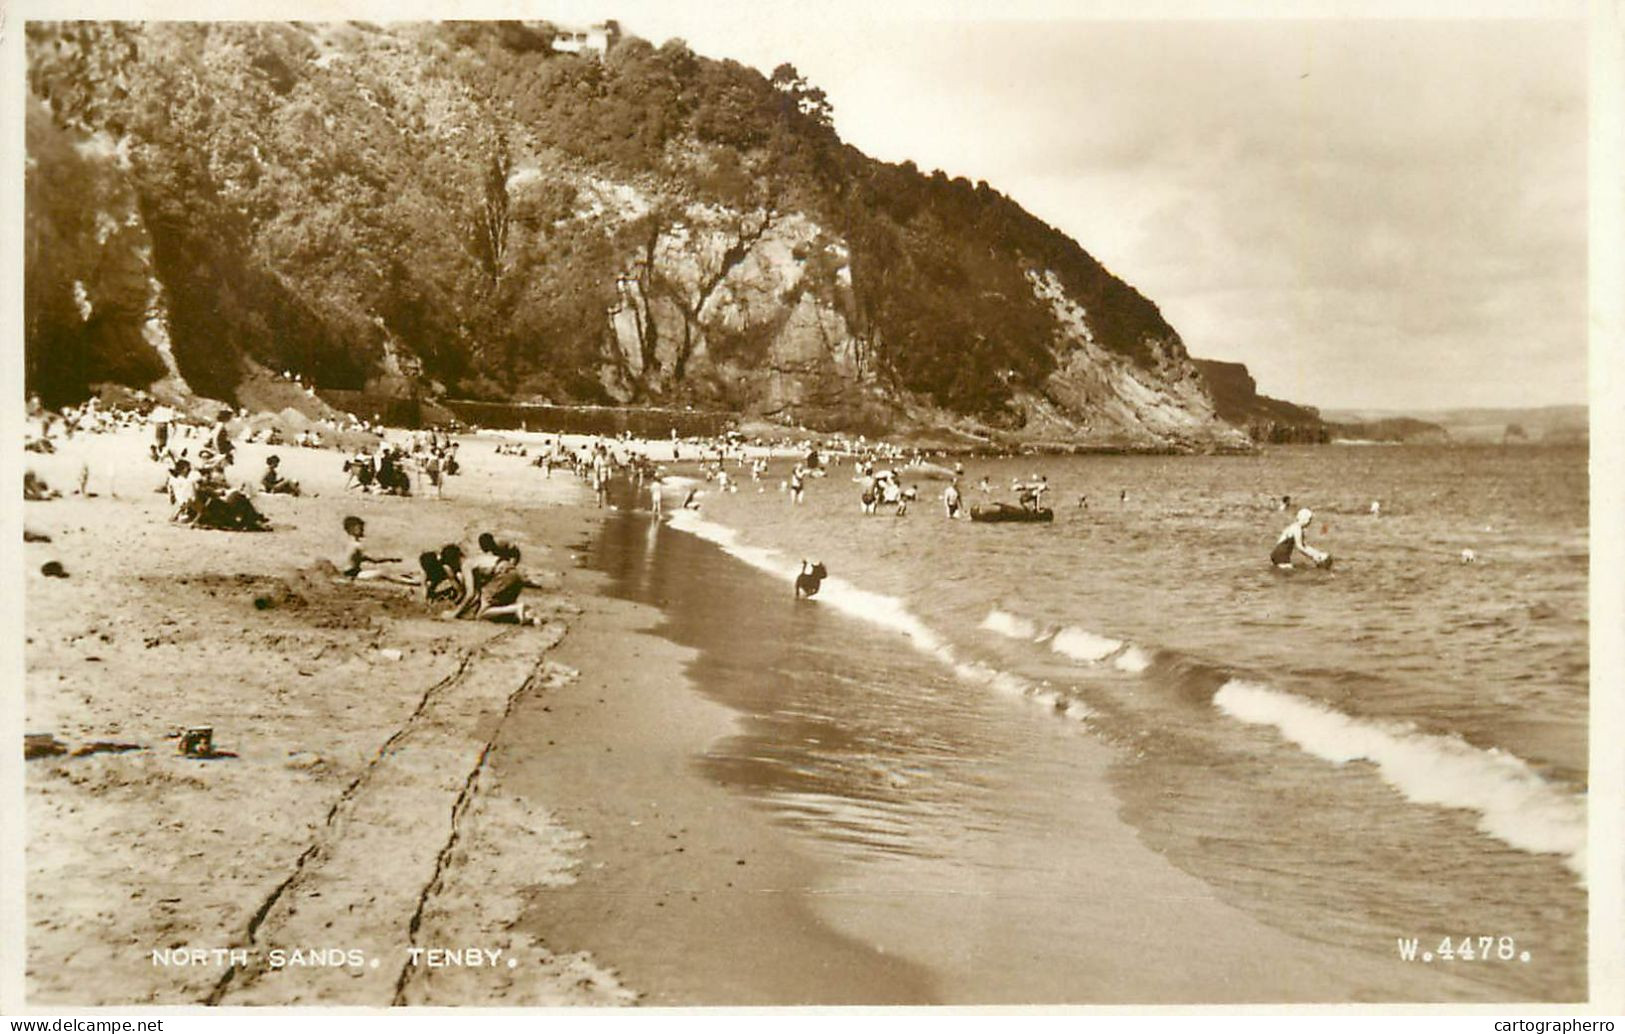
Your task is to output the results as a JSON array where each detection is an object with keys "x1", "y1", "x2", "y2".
[
  {"x1": 1193, "y1": 359, "x2": 1328, "y2": 444},
  {"x1": 25, "y1": 21, "x2": 1248, "y2": 450},
  {"x1": 600, "y1": 203, "x2": 872, "y2": 420}
]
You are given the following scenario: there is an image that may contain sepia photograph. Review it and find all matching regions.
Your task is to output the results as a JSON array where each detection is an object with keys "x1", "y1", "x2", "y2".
[{"x1": 5, "y1": 0, "x2": 1619, "y2": 1016}]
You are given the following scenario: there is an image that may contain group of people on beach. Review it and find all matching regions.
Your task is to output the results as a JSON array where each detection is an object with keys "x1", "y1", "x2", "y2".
[
  {"x1": 343, "y1": 433, "x2": 461, "y2": 498},
  {"x1": 336, "y1": 517, "x2": 541, "y2": 624},
  {"x1": 158, "y1": 411, "x2": 272, "y2": 531}
]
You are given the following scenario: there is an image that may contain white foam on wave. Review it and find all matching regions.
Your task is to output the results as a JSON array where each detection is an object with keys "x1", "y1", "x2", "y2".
[
  {"x1": 1051, "y1": 626, "x2": 1124, "y2": 663},
  {"x1": 1214, "y1": 679, "x2": 1587, "y2": 880},
  {"x1": 982, "y1": 607, "x2": 1141, "y2": 672},
  {"x1": 1113, "y1": 646, "x2": 1152, "y2": 674},
  {"x1": 665, "y1": 510, "x2": 1090, "y2": 719},
  {"x1": 980, "y1": 609, "x2": 1039, "y2": 640}
]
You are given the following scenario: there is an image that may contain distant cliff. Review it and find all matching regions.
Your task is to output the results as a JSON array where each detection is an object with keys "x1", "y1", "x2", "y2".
[
  {"x1": 1321, "y1": 406, "x2": 1584, "y2": 444},
  {"x1": 1193, "y1": 359, "x2": 1329, "y2": 444},
  {"x1": 26, "y1": 21, "x2": 1249, "y2": 450}
]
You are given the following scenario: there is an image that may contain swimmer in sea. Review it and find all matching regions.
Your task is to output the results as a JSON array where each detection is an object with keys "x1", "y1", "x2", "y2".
[{"x1": 1271, "y1": 508, "x2": 1330, "y2": 569}]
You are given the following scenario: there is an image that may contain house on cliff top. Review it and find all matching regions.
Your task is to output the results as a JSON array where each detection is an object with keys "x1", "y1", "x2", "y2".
[{"x1": 549, "y1": 20, "x2": 621, "y2": 58}]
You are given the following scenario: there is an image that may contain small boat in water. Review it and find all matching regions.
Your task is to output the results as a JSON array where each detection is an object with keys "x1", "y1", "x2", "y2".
[{"x1": 968, "y1": 503, "x2": 1054, "y2": 524}]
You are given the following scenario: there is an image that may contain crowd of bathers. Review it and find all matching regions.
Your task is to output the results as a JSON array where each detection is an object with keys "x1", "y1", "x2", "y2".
[{"x1": 22, "y1": 385, "x2": 1380, "y2": 594}]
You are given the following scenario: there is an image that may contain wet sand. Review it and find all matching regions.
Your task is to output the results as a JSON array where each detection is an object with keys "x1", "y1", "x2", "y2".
[{"x1": 499, "y1": 587, "x2": 938, "y2": 1005}]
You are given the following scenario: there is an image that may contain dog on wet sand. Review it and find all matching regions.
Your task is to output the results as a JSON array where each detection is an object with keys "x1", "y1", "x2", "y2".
[{"x1": 795, "y1": 560, "x2": 827, "y2": 599}]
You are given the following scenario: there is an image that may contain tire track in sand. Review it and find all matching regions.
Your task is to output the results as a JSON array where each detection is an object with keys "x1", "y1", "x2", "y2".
[{"x1": 206, "y1": 624, "x2": 616, "y2": 1005}]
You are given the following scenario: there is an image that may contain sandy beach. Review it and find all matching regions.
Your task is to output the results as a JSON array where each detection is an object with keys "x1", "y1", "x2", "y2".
[{"x1": 22, "y1": 426, "x2": 634, "y2": 1006}]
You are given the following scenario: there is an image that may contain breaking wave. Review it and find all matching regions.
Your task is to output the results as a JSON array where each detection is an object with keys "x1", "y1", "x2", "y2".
[{"x1": 1214, "y1": 679, "x2": 1586, "y2": 879}]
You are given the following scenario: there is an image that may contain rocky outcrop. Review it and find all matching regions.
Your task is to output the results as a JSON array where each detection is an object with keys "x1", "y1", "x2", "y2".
[
  {"x1": 1022, "y1": 273, "x2": 1244, "y2": 449},
  {"x1": 1193, "y1": 359, "x2": 1327, "y2": 444},
  {"x1": 601, "y1": 202, "x2": 877, "y2": 425}
]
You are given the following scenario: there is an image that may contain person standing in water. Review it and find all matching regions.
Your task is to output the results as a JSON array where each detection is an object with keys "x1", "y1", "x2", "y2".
[
  {"x1": 1271, "y1": 508, "x2": 1330, "y2": 569},
  {"x1": 1013, "y1": 474, "x2": 1049, "y2": 512},
  {"x1": 944, "y1": 479, "x2": 963, "y2": 519}
]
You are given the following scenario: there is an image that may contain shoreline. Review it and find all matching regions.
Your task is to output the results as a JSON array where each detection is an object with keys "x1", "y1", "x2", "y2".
[
  {"x1": 495, "y1": 582, "x2": 938, "y2": 1006},
  {"x1": 569, "y1": 505, "x2": 1518, "y2": 1004}
]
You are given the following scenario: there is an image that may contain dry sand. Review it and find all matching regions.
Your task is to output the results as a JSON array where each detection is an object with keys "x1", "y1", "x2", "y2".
[{"x1": 21, "y1": 427, "x2": 631, "y2": 1006}]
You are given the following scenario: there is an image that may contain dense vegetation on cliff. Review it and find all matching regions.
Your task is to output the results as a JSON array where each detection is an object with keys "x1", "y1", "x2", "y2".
[{"x1": 26, "y1": 21, "x2": 1208, "y2": 440}]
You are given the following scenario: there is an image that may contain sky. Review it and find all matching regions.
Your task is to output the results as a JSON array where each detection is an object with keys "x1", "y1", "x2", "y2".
[
  {"x1": 3, "y1": 0, "x2": 1596, "y2": 410},
  {"x1": 535, "y1": 1, "x2": 1590, "y2": 411}
]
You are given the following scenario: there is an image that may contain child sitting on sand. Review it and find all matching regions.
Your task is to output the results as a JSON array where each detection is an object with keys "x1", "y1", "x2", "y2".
[
  {"x1": 335, "y1": 516, "x2": 412, "y2": 581},
  {"x1": 260, "y1": 455, "x2": 300, "y2": 496},
  {"x1": 166, "y1": 459, "x2": 199, "y2": 522}
]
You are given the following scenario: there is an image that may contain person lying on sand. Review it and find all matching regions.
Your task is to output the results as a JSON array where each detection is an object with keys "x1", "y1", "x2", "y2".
[
  {"x1": 192, "y1": 482, "x2": 270, "y2": 531},
  {"x1": 24, "y1": 470, "x2": 61, "y2": 502},
  {"x1": 335, "y1": 516, "x2": 414, "y2": 582}
]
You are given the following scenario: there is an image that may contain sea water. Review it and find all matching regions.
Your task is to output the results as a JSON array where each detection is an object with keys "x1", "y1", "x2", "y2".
[{"x1": 586, "y1": 443, "x2": 1587, "y2": 1001}]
